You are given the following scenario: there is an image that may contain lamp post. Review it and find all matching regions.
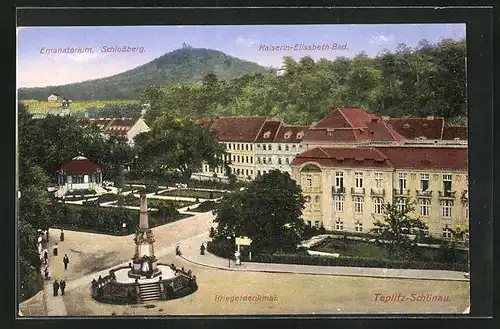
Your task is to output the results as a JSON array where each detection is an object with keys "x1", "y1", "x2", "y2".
[{"x1": 226, "y1": 236, "x2": 232, "y2": 268}]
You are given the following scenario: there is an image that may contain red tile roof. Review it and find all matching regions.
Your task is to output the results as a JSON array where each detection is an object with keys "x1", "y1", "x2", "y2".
[
  {"x1": 274, "y1": 125, "x2": 310, "y2": 142},
  {"x1": 209, "y1": 116, "x2": 268, "y2": 142},
  {"x1": 255, "y1": 121, "x2": 282, "y2": 142},
  {"x1": 314, "y1": 108, "x2": 373, "y2": 129},
  {"x1": 442, "y1": 125, "x2": 468, "y2": 140},
  {"x1": 292, "y1": 147, "x2": 392, "y2": 168},
  {"x1": 195, "y1": 119, "x2": 214, "y2": 129},
  {"x1": 379, "y1": 147, "x2": 468, "y2": 170},
  {"x1": 58, "y1": 156, "x2": 103, "y2": 173},
  {"x1": 292, "y1": 146, "x2": 467, "y2": 171},
  {"x1": 386, "y1": 117, "x2": 445, "y2": 140}
]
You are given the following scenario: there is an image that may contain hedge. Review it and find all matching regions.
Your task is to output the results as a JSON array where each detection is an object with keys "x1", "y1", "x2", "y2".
[
  {"x1": 252, "y1": 253, "x2": 469, "y2": 272},
  {"x1": 192, "y1": 201, "x2": 217, "y2": 213}
]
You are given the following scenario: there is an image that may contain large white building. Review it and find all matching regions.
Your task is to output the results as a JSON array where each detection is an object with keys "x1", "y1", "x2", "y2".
[{"x1": 80, "y1": 118, "x2": 150, "y2": 146}]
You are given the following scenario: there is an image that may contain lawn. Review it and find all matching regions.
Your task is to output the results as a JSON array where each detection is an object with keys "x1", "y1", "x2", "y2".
[
  {"x1": 122, "y1": 197, "x2": 197, "y2": 210},
  {"x1": 162, "y1": 189, "x2": 227, "y2": 199},
  {"x1": 21, "y1": 99, "x2": 139, "y2": 114},
  {"x1": 312, "y1": 237, "x2": 469, "y2": 263}
]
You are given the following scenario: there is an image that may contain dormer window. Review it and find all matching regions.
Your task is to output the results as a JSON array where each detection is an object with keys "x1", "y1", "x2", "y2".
[
  {"x1": 263, "y1": 131, "x2": 271, "y2": 139},
  {"x1": 297, "y1": 131, "x2": 304, "y2": 139},
  {"x1": 403, "y1": 124, "x2": 410, "y2": 129},
  {"x1": 284, "y1": 131, "x2": 292, "y2": 139}
]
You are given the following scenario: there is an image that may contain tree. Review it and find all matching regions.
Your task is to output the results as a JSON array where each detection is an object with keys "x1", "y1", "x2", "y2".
[
  {"x1": 371, "y1": 199, "x2": 428, "y2": 260},
  {"x1": 213, "y1": 170, "x2": 307, "y2": 253},
  {"x1": 134, "y1": 117, "x2": 226, "y2": 183}
]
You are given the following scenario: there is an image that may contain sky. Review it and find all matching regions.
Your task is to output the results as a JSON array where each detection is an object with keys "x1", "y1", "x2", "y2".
[{"x1": 17, "y1": 24, "x2": 466, "y2": 88}]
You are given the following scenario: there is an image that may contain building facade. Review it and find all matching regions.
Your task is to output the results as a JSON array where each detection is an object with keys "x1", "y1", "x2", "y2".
[{"x1": 291, "y1": 146, "x2": 468, "y2": 239}]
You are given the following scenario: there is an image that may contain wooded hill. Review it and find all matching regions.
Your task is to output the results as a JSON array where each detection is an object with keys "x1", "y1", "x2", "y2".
[
  {"x1": 143, "y1": 39, "x2": 467, "y2": 126},
  {"x1": 18, "y1": 47, "x2": 271, "y2": 101}
]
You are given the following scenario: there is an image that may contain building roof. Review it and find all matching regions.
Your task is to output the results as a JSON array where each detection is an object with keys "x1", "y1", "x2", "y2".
[
  {"x1": 274, "y1": 124, "x2": 310, "y2": 143},
  {"x1": 442, "y1": 125, "x2": 468, "y2": 140},
  {"x1": 292, "y1": 146, "x2": 467, "y2": 171},
  {"x1": 194, "y1": 119, "x2": 214, "y2": 129},
  {"x1": 81, "y1": 118, "x2": 143, "y2": 136},
  {"x1": 209, "y1": 116, "x2": 268, "y2": 142},
  {"x1": 58, "y1": 156, "x2": 103, "y2": 173},
  {"x1": 386, "y1": 117, "x2": 445, "y2": 140},
  {"x1": 255, "y1": 121, "x2": 282, "y2": 142},
  {"x1": 292, "y1": 147, "x2": 392, "y2": 168},
  {"x1": 314, "y1": 108, "x2": 373, "y2": 129},
  {"x1": 304, "y1": 108, "x2": 404, "y2": 143}
]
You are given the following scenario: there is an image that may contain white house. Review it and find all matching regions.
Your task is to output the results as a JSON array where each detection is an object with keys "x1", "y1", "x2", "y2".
[
  {"x1": 47, "y1": 94, "x2": 64, "y2": 102},
  {"x1": 80, "y1": 117, "x2": 151, "y2": 146}
]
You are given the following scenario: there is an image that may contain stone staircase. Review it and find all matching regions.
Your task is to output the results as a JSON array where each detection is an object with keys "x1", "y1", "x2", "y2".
[{"x1": 139, "y1": 282, "x2": 161, "y2": 303}]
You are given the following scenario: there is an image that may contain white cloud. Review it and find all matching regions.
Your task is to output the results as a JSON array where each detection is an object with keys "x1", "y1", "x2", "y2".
[
  {"x1": 235, "y1": 36, "x2": 258, "y2": 47},
  {"x1": 369, "y1": 34, "x2": 395, "y2": 46}
]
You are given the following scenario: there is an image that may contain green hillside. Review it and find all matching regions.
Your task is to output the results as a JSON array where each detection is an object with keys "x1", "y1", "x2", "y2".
[{"x1": 18, "y1": 47, "x2": 271, "y2": 101}]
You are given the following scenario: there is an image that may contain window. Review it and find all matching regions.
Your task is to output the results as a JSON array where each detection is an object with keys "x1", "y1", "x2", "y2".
[
  {"x1": 397, "y1": 198, "x2": 407, "y2": 212},
  {"x1": 257, "y1": 157, "x2": 261, "y2": 164},
  {"x1": 306, "y1": 175, "x2": 312, "y2": 187},
  {"x1": 373, "y1": 197, "x2": 383, "y2": 214},
  {"x1": 257, "y1": 170, "x2": 261, "y2": 176},
  {"x1": 237, "y1": 144, "x2": 240, "y2": 150},
  {"x1": 237, "y1": 169, "x2": 240, "y2": 175},
  {"x1": 334, "y1": 195, "x2": 344, "y2": 212},
  {"x1": 307, "y1": 221, "x2": 312, "y2": 227},
  {"x1": 246, "y1": 156, "x2": 249, "y2": 163},
  {"x1": 292, "y1": 144, "x2": 296, "y2": 148},
  {"x1": 278, "y1": 145, "x2": 282, "y2": 151},
  {"x1": 355, "y1": 221, "x2": 363, "y2": 232},
  {"x1": 250, "y1": 157, "x2": 253, "y2": 164},
  {"x1": 354, "y1": 197, "x2": 364, "y2": 213},
  {"x1": 285, "y1": 145, "x2": 289, "y2": 151},
  {"x1": 335, "y1": 171, "x2": 344, "y2": 188},
  {"x1": 263, "y1": 158, "x2": 266, "y2": 164},
  {"x1": 442, "y1": 200, "x2": 453, "y2": 217},
  {"x1": 442, "y1": 225, "x2": 452, "y2": 239},
  {"x1": 286, "y1": 158, "x2": 290, "y2": 164},
  {"x1": 268, "y1": 144, "x2": 272, "y2": 151},
  {"x1": 355, "y1": 172, "x2": 363, "y2": 188},
  {"x1": 246, "y1": 169, "x2": 249, "y2": 176},
  {"x1": 233, "y1": 155, "x2": 236, "y2": 162},
  {"x1": 398, "y1": 172, "x2": 407, "y2": 191},
  {"x1": 233, "y1": 143, "x2": 236, "y2": 149},
  {"x1": 257, "y1": 144, "x2": 261, "y2": 149},
  {"x1": 314, "y1": 221, "x2": 320, "y2": 229},
  {"x1": 237, "y1": 155, "x2": 240, "y2": 163},
  {"x1": 245, "y1": 144, "x2": 249, "y2": 151},
  {"x1": 263, "y1": 144, "x2": 267, "y2": 151},
  {"x1": 268, "y1": 157, "x2": 272, "y2": 164},
  {"x1": 278, "y1": 158, "x2": 282, "y2": 165},
  {"x1": 375, "y1": 172, "x2": 383, "y2": 188},
  {"x1": 420, "y1": 173, "x2": 429, "y2": 191},
  {"x1": 227, "y1": 143, "x2": 231, "y2": 150},
  {"x1": 335, "y1": 220, "x2": 344, "y2": 231},
  {"x1": 443, "y1": 174, "x2": 452, "y2": 192},
  {"x1": 250, "y1": 170, "x2": 253, "y2": 175},
  {"x1": 419, "y1": 199, "x2": 430, "y2": 216}
]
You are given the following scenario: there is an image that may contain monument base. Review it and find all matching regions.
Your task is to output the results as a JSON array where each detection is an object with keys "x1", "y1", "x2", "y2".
[{"x1": 127, "y1": 268, "x2": 162, "y2": 279}]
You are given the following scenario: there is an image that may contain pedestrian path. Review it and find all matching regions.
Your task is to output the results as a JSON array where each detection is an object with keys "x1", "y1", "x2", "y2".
[
  {"x1": 179, "y1": 235, "x2": 470, "y2": 282},
  {"x1": 43, "y1": 282, "x2": 67, "y2": 316}
]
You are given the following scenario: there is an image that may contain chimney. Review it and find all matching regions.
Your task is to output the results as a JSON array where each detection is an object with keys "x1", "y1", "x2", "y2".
[
  {"x1": 426, "y1": 116, "x2": 435, "y2": 120},
  {"x1": 139, "y1": 194, "x2": 149, "y2": 230}
]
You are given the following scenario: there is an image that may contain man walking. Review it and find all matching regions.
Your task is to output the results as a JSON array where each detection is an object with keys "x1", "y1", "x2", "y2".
[
  {"x1": 52, "y1": 280, "x2": 59, "y2": 297},
  {"x1": 43, "y1": 249, "x2": 48, "y2": 263},
  {"x1": 63, "y1": 254, "x2": 70, "y2": 270},
  {"x1": 60, "y1": 279, "x2": 66, "y2": 296}
]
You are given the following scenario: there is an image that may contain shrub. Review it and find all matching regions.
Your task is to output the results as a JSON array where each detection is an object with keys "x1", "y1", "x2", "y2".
[
  {"x1": 207, "y1": 238, "x2": 235, "y2": 259},
  {"x1": 193, "y1": 201, "x2": 217, "y2": 212},
  {"x1": 251, "y1": 253, "x2": 468, "y2": 271}
]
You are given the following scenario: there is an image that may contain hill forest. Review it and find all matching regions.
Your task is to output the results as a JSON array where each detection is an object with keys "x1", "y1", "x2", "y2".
[{"x1": 142, "y1": 39, "x2": 466, "y2": 126}]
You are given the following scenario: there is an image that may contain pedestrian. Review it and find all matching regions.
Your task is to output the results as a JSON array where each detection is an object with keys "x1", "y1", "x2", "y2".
[
  {"x1": 44, "y1": 266, "x2": 50, "y2": 280},
  {"x1": 60, "y1": 229, "x2": 64, "y2": 242},
  {"x1": 175, "y1": 245, "x2": 181, "y2": 256},
  {"x1": 63, "y1": 254, "x2": 70, "y2": 270},
  {"x1": 53, "y1": 280, "x2": 59, "y2": 297},
  {"x1": 43, "y1": 249, "x2": 48, "y2": 262},
  {"x1": 60, "y1": 279, "x2": 66, "y2": 296},
  {"x1": 200, "y1": 243, "x2": 205, "y2": 255}
]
